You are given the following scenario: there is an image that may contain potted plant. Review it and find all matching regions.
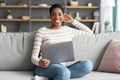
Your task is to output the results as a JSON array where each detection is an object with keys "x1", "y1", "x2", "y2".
[
  {"x1": 0, "y1": 0, "x2": 7, "y2": 6},
  {"x1": 104, "y1": 21, "x2": 112, "y2": 31},
  {"x1": 104, "y1": 21, "x2": 110, "y2": 30},
  {"x1": 7, "y1": 10, "x2": 13, "y2": 19},
  {"x1": 18, "y1": 0, "x2": 27, "y2": 6},
  {"x1": 104, "y1": 21, "x2": 110, "y2": 26},
  {"x1": 69, "y1": 0, "x2": 78, "y2": 6}
]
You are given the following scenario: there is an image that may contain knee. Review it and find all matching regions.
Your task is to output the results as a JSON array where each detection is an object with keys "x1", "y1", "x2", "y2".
[
  {"x1": 57, "y1": 67, "x2": 71, "y2": 79},
  {"x1": 82, "y1": 60, "x2": 93, "y2": 73},
  {"x1": 35, "y1": 66, "x2": 42, "y2": 76}
]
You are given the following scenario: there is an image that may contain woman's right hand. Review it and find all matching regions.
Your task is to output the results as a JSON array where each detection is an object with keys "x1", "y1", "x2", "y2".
[
  {"x1": 39, "y1": 59, "x2": 50, "y2": 68},
  {"x1": 64, "y1": 13, "x2": 74, "y2": 23}
]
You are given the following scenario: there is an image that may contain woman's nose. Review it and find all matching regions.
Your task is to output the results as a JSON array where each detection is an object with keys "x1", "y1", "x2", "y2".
[{"x1": 55, "y1": 14, "x2": 59, "y2": 19}]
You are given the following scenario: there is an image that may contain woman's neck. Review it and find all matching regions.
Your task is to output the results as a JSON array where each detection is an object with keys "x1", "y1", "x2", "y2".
[{"x1": 48, "y1": 25, "x2": 61, "y2": 29}]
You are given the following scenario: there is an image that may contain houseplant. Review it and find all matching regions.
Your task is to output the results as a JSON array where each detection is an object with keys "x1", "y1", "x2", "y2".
[
  {"x1": 104, "y1": 21, "x2": 112, "y2": 31},
  {"x1": 104, "y1": 21, "x2": 110, "y2": 26},
  {"x1": 0, "y1": 0, "x2": 7, "y2": 6},
  {"x1": 7, "y1": 10, "x2": 13, "y2": 19}
]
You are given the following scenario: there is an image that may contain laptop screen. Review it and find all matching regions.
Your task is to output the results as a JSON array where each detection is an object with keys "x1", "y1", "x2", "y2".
[{"x1": 41, "y1": 41, "x2": 75, "y2": 64}]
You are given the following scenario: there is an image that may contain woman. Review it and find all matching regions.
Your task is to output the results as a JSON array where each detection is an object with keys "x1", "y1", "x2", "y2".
[{"x1": 31, "y1": 4, "x2": 93, "y2": 80}]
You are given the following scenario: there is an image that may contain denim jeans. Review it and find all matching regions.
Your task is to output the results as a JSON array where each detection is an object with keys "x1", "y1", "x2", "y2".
[{"x1": 35, "y1": 60, "x2": 93, "y2": 80}]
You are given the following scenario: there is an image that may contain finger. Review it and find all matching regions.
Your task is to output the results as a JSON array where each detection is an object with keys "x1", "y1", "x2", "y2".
[
  {"x1": 43, "y1": 59, "x2": 50, "y2": 64},
  {"x1": 43, "y1": 61, "x2": 48, "y2": 64},
  {"x1": 43, "y1": 63, "x2": 48, "y2": 66},
  {"x1": 39, "y1": 59, "x2": 47, "y2": 66},
  {"x1": 41, "y1": 59, "x2": 47, "y2": 62},
  {"x1": 43, "y1": 60, "x2": 50, "y2": 66},
  {"x1": 42, "y1": 63, "x2": 49, "y2": 68},
  {"x1": 40, "y1": 63, "x2": 47, "y2": 68},
  {"x1": 64, "y1": 14, "x2": 69, "y2": 18},
  {"x1": 41, "y1": 59, "x2": 45, "y2": 62}
]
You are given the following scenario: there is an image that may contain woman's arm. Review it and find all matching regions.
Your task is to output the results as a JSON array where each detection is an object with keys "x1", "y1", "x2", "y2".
[
  {"x1": 31, "y1": 29, "x2": 42, "y2": 66},
  {"x1": 71, "y1": 19, "x2": 93, "y2": 35},
  {"x1": 31, "y1": 29, "x2": 51, "y2": 68},
  {"x1": 64, "y1": 14, "x2": 93, "y2": 35}
]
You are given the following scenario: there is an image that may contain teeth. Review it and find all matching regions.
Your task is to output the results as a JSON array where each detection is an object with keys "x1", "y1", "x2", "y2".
[{"x1": 55, "y1": 20, "x2": 60, "y2": 23}]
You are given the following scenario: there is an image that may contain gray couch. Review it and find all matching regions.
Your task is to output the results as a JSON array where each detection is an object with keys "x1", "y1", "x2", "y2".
[{"x1": 0, "y1": 32, "x2": 120, "y2": 80}]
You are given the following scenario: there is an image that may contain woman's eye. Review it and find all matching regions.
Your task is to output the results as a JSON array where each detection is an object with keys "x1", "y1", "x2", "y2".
[
  {"x1": 51, "y1": 14, "x2": 55, "y2": 16},
  {"x1": 51, "y1": 13, "x2": 62, "y2": 17},
  {"x1": 59, "y1": 14, "x2": 62, "y2": 16}
]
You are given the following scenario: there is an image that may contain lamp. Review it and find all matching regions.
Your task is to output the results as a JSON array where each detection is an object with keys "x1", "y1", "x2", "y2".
[
  {"x1": 93, "y1": 10, "x2": 99, "y2": 20},
  {"x1": 101, "y1": 0, "x2": 115, "y2": 7}
]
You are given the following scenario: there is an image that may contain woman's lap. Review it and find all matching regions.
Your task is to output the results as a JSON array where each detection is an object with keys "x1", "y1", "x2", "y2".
[{"x1": 35, "y1": 60, "x2": 93, "y2": 79}]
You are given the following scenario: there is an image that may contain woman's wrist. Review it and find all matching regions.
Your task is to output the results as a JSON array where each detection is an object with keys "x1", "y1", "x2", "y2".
[
  {"x1": 70, "y1": 19, "x2": 75, "y2": 23},
  {"x1": 71, "y1": 19, "x2": 77, "y2": 25}
]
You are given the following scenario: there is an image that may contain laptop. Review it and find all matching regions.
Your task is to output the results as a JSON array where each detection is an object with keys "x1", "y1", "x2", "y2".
[{"x1": 41, "y1": 41, "x2": 75, "y2": 64}]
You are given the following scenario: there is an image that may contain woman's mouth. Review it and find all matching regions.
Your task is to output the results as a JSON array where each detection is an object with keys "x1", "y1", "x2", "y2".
[{"x1": 55, "y1": 20, "x2": 60, "y2": 23}]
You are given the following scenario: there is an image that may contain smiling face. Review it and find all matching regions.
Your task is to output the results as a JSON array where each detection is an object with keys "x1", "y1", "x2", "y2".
[{"x1": 50, "y1": 8, "x2": 64, "y2": 27}]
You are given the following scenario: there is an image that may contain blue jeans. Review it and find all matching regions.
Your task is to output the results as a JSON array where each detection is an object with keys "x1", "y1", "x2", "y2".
[{"x1": 35, "y1": 60, "x2": 93, "y2": 80}]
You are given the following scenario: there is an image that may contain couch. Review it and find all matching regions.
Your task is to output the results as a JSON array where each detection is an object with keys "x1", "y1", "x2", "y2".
[{"x1": 0, "y1": 32, "x2": 120, "y2": 80}]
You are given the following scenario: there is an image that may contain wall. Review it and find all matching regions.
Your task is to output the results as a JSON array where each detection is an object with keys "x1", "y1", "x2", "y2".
[{"x1": 0, "y1": 0, "x2": 100, "y2": 32}]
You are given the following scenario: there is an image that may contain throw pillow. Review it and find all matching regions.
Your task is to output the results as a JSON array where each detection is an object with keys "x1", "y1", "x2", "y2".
[{"x1": 97, "y1": 39, "x2": 120, "y2": 73}]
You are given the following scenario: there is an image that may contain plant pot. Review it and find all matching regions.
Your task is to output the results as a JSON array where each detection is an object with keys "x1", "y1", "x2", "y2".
[
  {"x1": 0, "y1": 3, "x2": 6, "y2": 6},
  {"x1": 7, "y1": 15, "x2": 13, "y2": 19},
  {"x1": 105, "y1": 25, "x2": 113, "y2": 32},
  {"x1": 70, "y1": 0, "x2": 78, "y2": 6}
]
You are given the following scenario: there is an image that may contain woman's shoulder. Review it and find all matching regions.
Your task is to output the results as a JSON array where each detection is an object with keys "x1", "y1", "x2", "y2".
[
  {"x1": 34, "y1": 27, "x2": 48, "y2": 35},
  {"x1": 37, "y1": 26, "x2": 48, "y2": 32},
  {"x1": 38, "y1": 26, "x2": 47, "y2": 30}
]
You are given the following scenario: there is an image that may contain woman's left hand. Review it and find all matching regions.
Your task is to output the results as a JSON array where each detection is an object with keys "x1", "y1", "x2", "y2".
[
  {"x1": 39, "y1": 59, "x2": 51, "y2": 68},
  {"x1": 64, "y1": 13, "x2": 74, "y2": 23}
]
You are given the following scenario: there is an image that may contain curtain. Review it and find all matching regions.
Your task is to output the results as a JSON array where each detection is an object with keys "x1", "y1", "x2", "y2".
[
  {"x1": 100, "y1": 0, "x2": 115, "y2": 33},
  {"x1": 115, "y1": 0, "x2": 120, "y2": 31}
]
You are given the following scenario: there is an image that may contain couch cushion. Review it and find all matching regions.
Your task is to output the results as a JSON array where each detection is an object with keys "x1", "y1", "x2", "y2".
[
  {"x1": 70, "y1": 71, "x2": 120, "y2": 80},
  {"x1": 0, "y1": 71, "x2": 34, "y2": 80},
  {"x1": 97, "y1": 39, "x2": 120, "y2": 73},
  {"x1": 34, "y1": 71, "x2": 120, "y2": 80},
  {"x1": 0, "y1": 71, "x2": 119, "y2": 80},
  {"x1": 0, "y1": 32, "x2": 35, "y2": 71},
  {"x1": 65, "y1": 32, "x2": 120, "y2": 70}
]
